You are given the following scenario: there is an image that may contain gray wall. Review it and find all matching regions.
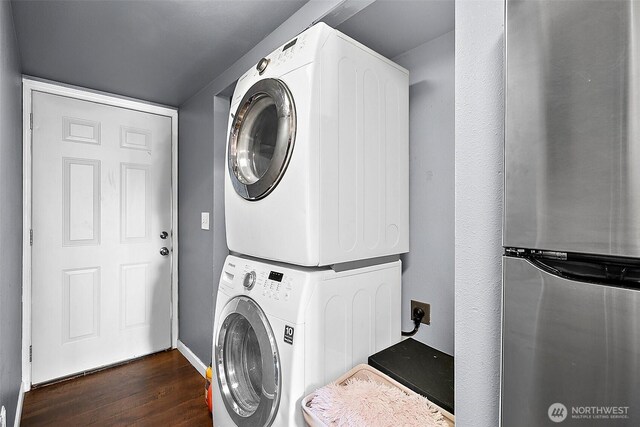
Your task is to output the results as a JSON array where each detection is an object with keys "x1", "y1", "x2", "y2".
[
  {"x1": 0, "y1": 0, "x2": 22, "y2": 423},
  {"x1": 177, "y1": 86, "x2": 215, "y2": 363},
  {"x1": 211, "y1": 94, "x2": 230, "y2": 323},
  {"x1": 177, "y1": 86, "x2": 230, "y2": 364},
  {"x1": 395, "y1": 31, "x2": 454, "y2": 356},
  {"x1": 454, "y1": 1, "x2": 504, "y2": 425}
]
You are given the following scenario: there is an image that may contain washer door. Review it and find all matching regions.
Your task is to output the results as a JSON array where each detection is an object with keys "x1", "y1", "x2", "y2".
[
  {"x1": 215, "y1": 296, "x2": 281, "y2": 427},
  {"x1": 228, "y1": 78, "x2": 296, "y2": 200}
]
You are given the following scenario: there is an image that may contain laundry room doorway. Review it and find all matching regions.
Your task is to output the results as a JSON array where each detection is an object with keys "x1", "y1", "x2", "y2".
[{"x1": 23, "y1": 79, "x2": 179, "y2": 387}]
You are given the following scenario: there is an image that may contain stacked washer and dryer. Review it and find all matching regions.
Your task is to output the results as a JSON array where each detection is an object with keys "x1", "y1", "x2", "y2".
[{"x1": 212, "y1": 23, "x2": 409, "y2": 427}]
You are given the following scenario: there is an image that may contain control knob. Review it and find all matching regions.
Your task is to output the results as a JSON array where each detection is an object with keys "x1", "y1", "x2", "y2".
[
  {"x1": 256, "y1": 57, "x2": 270, "y2": 75},
  {"x1": 243, "y1": 271, "x2": 256, "y2": 290}
]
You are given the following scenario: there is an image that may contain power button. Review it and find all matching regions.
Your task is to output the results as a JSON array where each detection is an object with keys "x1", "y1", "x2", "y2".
[{"x1": 243, "y1": 271, "x2": 256, "y2": 290}]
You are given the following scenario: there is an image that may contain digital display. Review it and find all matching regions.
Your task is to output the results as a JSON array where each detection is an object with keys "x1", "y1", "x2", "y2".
[
  {"x1": 282, "y1": 38, "x2": 297, "y2": 51},
  {"x1": 269, "y1": 271, "x2": 283, "y2": 282}
]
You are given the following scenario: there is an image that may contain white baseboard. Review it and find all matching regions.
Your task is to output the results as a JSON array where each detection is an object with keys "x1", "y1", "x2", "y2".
[
  {"x1": 14, "y1": 381, "x2": 25, "y2": 427},
  {"x1": 177, "y1": 340, "x2": 207, "y2": 378}
]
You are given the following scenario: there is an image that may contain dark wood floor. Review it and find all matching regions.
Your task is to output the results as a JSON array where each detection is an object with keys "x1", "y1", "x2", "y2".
[{"x1": 21, "y1": 350, "x2": 212, "y2": 426}]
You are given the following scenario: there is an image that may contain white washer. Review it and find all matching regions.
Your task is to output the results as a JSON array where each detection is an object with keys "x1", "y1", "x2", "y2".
[
  {"x1": 212, "y1": 254, "x2": 401, "y2": 427},
  {"x1": 225, "y1": 23, "x2": 409, "y2": 267}
]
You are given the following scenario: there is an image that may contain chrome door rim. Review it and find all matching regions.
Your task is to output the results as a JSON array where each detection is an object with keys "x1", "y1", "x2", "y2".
[
  {"x1": 228, "y1": 78, "x2": 296, "y2": 201},
  {"x1": 215, "y1": 296, "x2": 281, "y2": 427}
]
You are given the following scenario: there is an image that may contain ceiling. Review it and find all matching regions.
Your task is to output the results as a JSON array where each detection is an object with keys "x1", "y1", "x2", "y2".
[
  {"x1": 10, "y1": 0, "x2": 454, "y2": 107},
  {"x1": 337, "y1": 0, "x2": 454, "y2": 59},
  {"x1": 11, "y1": 0, "x2": 308, "y2": 106}
]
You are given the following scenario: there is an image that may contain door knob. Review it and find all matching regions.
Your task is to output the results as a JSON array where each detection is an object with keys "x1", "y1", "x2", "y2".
[
  {"x1": 160, "y1": 231, "x2": 168, "y2": 239},
  {"x1": 160, "y1": 247, "x2": 170, "y2": 256}
]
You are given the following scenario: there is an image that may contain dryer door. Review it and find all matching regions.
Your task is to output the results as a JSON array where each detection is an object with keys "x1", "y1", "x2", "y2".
[
  {"x1": 228, "y1": 78, "x2": 296, "y2": 200},
  {"x1": 215, "y1": 296, "x2": 281, "y2": 427}
]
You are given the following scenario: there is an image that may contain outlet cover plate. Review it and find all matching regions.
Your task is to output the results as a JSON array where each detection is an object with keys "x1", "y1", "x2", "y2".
[{"x1": 411, "y1": 300, "x2": 431, "y2": 325}]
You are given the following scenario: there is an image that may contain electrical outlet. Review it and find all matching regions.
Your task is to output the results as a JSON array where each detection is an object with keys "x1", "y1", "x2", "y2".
[
  {"x1": 411, "y1": 300, "x2": 431, "y2": 325},
  {"x1": 1, "y1": 405, "x2": 6, "y2": 427}
]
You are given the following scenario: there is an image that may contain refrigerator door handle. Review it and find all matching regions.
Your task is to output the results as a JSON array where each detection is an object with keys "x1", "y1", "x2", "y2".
[{"x1": 506, "y1": 252, "x2": 640, "y2": 290}]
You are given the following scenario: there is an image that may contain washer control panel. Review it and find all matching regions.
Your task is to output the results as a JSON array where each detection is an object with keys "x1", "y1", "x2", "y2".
[
  {"x1": 219, "y1": 255, "x2": 315, "y2": 323},
  {"x1": 261, "y1": 269, "x2": 293, "y2": 302},
  {"x1": 240, "y1": 264, "x2": 293, "y2": 301}
]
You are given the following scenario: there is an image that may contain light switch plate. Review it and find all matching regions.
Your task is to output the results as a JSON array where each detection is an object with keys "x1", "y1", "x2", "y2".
[{"x1": 201, "y1": 212, "x2": 210, "y2": 230}]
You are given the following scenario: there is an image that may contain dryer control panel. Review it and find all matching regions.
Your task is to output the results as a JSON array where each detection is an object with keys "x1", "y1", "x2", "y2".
[
  {"x1": 272, "y1": 33, "x2": 308, "y2": 68},
  {"x1": 242, "y1": 31, "x2": 310, "y2": 82},
  {"x1": 231, "y1": 23, "x2": 334, "y2": 105}
]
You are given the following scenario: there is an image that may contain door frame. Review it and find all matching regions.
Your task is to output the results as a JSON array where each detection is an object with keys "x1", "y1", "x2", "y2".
[{"x1": 21, "y1": 77, "x2": 179, "y2": 390}]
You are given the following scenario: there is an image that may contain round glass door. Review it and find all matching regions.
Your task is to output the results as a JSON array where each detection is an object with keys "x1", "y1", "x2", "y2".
[
  {"x1": 228, "y1": 78, "x2": 296, "y2": 200},
  {"x1": 215, "y1": 296, "x2": 281, "y2": 427}
]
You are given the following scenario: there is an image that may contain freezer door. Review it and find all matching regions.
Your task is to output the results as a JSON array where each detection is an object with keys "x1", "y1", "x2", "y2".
[
  {"x1": 502, "y1": 257, "x2": 640, "y2": 426},
  {"x1": 504, "y1": 0, "x2": 640, "y2": 256}
]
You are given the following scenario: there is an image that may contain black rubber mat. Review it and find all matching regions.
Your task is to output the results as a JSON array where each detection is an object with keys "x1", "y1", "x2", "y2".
[{"x1": 368, "y1": 338, "x2": 454, "y2": 414}]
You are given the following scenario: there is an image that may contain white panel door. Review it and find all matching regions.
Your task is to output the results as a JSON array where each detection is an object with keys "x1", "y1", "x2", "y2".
[{"x1": 31, "y1": 91, "x2": 173, "y2": 384}]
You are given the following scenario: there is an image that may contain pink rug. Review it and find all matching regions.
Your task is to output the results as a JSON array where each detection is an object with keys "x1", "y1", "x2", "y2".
[{"x1": 307, "y1": 377, "x2": 449, "y2": 427}]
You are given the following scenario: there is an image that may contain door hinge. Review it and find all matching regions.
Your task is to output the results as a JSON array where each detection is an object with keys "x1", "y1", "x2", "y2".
[
  {"x1": 30, "y1": 229, "x2": 33, "y2": 246},
  {"x1": 29, "y1": 345, "x2": 32, "y2": 362},
  {"x1": 29, "y1": 113, "x2": 33, "y2": 130}
]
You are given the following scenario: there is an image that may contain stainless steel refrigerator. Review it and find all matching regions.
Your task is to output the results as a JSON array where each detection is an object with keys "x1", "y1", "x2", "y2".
[{"x1": 503, "y1": 1, "x2": 640, "y2": 425}]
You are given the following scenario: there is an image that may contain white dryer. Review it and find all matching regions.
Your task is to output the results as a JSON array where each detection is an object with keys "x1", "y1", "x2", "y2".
[
  {"x1": 212, "y1": 254, "x2": 401, "y2": 427},
  {"x1": 225, "y1": 23, "x2": 409, "y2": 266}
]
